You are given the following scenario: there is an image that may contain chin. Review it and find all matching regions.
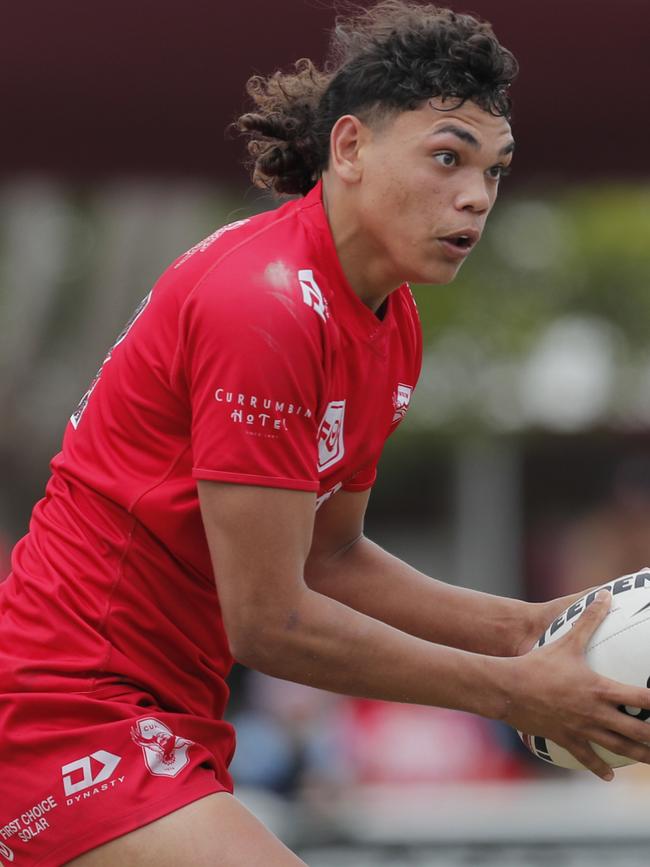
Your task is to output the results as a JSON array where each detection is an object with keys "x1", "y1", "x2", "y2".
[{"x1": 410, "y1": 262, "x2": 463, "y2": 286}]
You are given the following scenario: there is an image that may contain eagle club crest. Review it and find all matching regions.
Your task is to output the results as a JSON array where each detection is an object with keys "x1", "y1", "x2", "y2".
[
  {"x1": 130, "y1": 717, "x2": 193, "y2": 778},
  {"x1": 317, "y1": 400, "x2": 346, "y2": 471},
  {"x1": 392, "y1": 383, "x2": 413, "y2": 423}
]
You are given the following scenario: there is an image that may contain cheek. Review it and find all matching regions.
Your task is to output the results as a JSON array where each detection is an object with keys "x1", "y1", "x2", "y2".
[
  {"x1": 358, "y1": 175, "x2": 406, "y2": 244},
  {"x1": 363, "y1": 162, "x2": 403, "y2": 210},
  {"x1": 365, "y1": 169, "x2": 439, "y2": 233},
  {"x1": 359, "y1": 156, "x2": 450, "y2": 257}
]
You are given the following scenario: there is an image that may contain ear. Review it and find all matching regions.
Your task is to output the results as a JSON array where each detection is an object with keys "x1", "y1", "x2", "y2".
[{"x1": 328, "y1": 114, "x2": 368, "y2": 184}]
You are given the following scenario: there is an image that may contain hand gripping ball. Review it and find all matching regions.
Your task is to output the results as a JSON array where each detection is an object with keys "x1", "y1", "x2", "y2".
[{"x1": 519, "y1": 568, "x2": 650, "y2": 770}]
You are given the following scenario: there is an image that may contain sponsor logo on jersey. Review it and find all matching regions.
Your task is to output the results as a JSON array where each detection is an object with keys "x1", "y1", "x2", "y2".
[
  {"x1": 214, "y1": 387, "x2": 314, "y2": 437},
  {"x1": 61, "y1": 750, "x2": 122, "y2": 797},
  {"x1": 1, "y1": 796, "x2": 59, "y2": 846},
  {"x1": 392, "y1": 383, "x2": 413, "y2": 423},
  {"x1": 174, "y1": 219, "x2": 250, "y2": 269},
  {"x1": 317, "y1": 401, "x2": 346, "y2": 471},
  {"x1": 131, "y1": 718, "x2": 193, "y2": 778},
  {"x1": 298, "y1": 269, "x2": 329, "y2": 322}
]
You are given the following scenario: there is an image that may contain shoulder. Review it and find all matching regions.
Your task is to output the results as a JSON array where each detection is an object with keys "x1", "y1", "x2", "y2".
[
  {"x1": 175, "y1": 217, "x2": 334, "y2": 383},
  {"x1": 173, "y1": 195, "x2": 315, "y2": 294},
  {"x1": 172, "y1": 199, "x2": 330, "y2": 341},
  {"x1": 183, "y1": 252, "x2": 328, "y2": 345}
]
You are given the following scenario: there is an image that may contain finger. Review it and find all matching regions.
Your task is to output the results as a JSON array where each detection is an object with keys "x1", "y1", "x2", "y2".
[
  {"x1": 567, "y1": 590, "x2": 611, "y2": 647},
  {"x1": 599, "y1": 678, "x2": 650, "y2": 715},
  {"x1": 586, "y1": 729, "x2": 650, "y2": 765},
  {"x1": 555, "y1": 583, "x2": 603, "y2": 610},
  {"x1": 562, "y1": 738, "x2": 614, "y2": 781},
  {"x1": 603, "y1": 709, "x2": 650, "y2": 745}
]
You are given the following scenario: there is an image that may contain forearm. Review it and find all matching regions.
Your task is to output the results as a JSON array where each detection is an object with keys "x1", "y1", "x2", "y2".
[
  {"x1": 305, "y1": 536, "x2": 533, "y2": 657},
  {"x1": 237, "y1": 582, "x2": 513, "y2": 720}
]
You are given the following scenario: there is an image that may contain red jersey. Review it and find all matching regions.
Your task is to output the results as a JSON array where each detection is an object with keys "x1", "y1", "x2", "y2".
[{"x1": 0, "y1": 180, "x2": 422, "y2": 785}]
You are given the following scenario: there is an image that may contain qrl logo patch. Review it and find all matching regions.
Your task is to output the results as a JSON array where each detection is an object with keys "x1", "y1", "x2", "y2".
[
  {"x1": 61, "y1": 750, "x2": 122, "y2": 797},
  {"x1": 130, "y1": 718, "x2": 193, "y2": 778},
  {"x1": 317, "y1": 401, "x2": 346, "y2": 471},
  {"x1": 392, "y1": 383, "x2": 413, "y2": 423}
]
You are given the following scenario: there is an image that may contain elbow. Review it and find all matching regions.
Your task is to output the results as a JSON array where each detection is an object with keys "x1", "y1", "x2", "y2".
[
  {"x1": 226, "y1": 611, "x2": 296, "y2": 673},
  {"x1": 228, "y1": 631, "x2": 272, "y2": 671}
]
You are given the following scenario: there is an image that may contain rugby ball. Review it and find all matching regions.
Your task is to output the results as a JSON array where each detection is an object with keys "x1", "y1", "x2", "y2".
[{"x1": 519, "y1": 567, "x2": 650, "y2": 770}]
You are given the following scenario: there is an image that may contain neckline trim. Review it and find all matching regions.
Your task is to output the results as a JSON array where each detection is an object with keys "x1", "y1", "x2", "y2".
[{"x1": 298, "y1": 181, "x2": 403, "y2": 343}]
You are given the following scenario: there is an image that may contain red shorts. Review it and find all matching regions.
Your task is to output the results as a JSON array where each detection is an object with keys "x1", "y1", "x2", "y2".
[{"x1": 0, "y1": 688, "x2": 235, "y2": 866}]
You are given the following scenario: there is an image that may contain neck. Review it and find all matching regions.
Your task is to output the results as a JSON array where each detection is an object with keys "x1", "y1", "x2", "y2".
[{"x1": 321, "y1": 175, "x2": 401, "y2": 314}]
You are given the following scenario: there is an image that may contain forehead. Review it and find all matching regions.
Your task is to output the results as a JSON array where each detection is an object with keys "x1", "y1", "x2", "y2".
[{"x1": 385, "y1": 98, "x2": 513, "y2": 148}]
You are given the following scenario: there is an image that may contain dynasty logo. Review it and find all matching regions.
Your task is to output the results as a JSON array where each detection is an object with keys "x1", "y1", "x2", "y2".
[{"x1": 61, "y1": 751, "x2": 122, "y2": 798}]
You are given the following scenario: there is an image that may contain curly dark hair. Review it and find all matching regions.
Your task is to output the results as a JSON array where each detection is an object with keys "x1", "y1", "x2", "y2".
[{"x1": 236, "y1": 1, "x2": 518, "y2": 196}]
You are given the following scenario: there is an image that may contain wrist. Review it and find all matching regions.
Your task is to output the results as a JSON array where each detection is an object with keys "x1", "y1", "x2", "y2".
[
  {"x1": 514, "y1": 598, "x2": 567, "y2": 656},
  {"x1": 456, "y1": 652, "x2": 519, "y2": 721},
  {"x1": 509, "y1": 602, "x2": 553, "y2": 656},
  {"x1": 495, "y1": 596, "x2": 537, "y2": 657}
]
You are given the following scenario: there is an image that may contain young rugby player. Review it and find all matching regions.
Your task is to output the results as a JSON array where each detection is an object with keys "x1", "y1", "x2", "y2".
[{"x1": 2, "y1": 3, "x2": 650, "y2": 864}]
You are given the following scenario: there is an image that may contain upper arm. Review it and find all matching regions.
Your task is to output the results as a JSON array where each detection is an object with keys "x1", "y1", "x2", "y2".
[
  {"x1": 197, "y1": 480, "x2": 316, "y2": 662},
  {"x1": 182, "y1": 263, "x2": 325, "y2": 493},
  {"x1": 304, "y1": 488, "x2": 371, "y2": 582}
]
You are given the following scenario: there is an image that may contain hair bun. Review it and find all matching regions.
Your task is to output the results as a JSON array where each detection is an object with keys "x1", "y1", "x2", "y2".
[
  {"x1": 252, "y1": 139, "x2": 321, "y2": 196},
  {"x1": 235, "y1": 60, "x2": 330, "y2": 196}
]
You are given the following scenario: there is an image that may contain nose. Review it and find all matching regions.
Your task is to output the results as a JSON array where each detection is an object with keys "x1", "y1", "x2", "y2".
[{"x1": 454, "y1": 172, "x2": 492, "y2": 214}]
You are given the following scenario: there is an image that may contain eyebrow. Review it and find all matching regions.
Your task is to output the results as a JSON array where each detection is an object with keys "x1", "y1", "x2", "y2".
[{"x1": 431, "y1": 124, "x2": 515, "y2": 157}]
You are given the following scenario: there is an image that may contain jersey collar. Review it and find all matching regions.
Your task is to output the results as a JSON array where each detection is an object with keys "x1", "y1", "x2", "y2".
[{"x1": 299, "y1": 180, "x2": 402, "y2": 345}]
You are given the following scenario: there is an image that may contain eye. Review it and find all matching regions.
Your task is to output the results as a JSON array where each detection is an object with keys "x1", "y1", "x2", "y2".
[
  {"x1": 487, "y1": 164, "x2": 512, "y2": 181},
  {"x1": 434, "y1": 152, "x2": 457, "y2": 168}
]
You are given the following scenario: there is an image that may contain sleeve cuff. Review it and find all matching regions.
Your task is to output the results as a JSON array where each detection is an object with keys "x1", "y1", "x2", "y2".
[
  {"x1": 341, "y1": 469, "x2": 377, "y2": 492},
  {"x1": 192, "y1": 467, "x2": 319, "y2": 492}
]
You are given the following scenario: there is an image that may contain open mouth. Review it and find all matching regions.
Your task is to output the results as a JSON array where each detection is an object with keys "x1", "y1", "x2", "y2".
[
  {"x1": 439, "y1": 232, "x2": 478, "y2": 258},
  {"x1": 443, "y1": 234, "x2": 475, "y2": 249}
]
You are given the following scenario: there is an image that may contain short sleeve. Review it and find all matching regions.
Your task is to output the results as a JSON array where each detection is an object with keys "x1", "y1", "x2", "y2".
[
  {"x1": 180, "y1": 271, "x2": 325, "y2": 492},
  {"x1": 342, "y1": 464, "x2": 377, "y2": 492}
]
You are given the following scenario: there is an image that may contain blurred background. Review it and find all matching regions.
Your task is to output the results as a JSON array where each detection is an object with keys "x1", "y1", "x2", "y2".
[{"x1": 2, "y1": 0, "x2": 650, "y2": 863}]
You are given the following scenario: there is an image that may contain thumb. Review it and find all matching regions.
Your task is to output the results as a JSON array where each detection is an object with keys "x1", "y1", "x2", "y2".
[{"x1": 568, "y1": 589, "x2": 612, "y2": 648}]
